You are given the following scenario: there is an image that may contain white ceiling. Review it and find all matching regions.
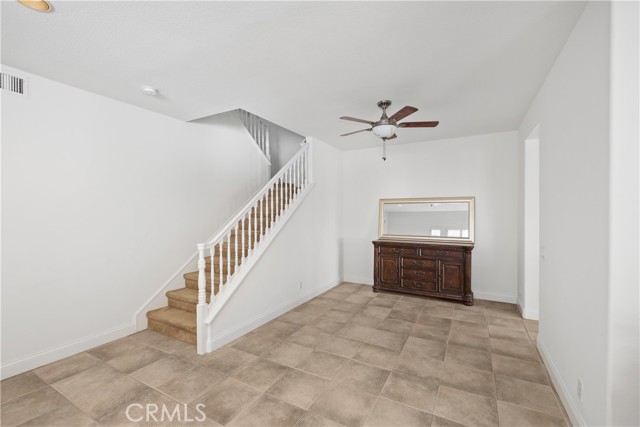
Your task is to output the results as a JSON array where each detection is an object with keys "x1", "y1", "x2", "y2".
[{"x1": 1, "y1": 1, "x2": 585, "y2": 150}]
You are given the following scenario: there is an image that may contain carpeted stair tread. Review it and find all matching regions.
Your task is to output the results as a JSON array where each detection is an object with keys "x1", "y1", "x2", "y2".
[
  {"x1": 146, "y1": 307, "x2": 196, "y2": 334},
  {"x1": 167, "y1": 287, "x2": 209, "y2": 304}
]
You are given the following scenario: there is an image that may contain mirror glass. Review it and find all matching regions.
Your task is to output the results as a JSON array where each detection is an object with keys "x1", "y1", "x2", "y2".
[{"x1": 379, "y1": 197, "x2": 475, "y2": 243}]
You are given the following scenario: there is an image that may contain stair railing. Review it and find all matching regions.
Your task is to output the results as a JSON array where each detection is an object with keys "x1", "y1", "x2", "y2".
[
  {"x1": 195, "y1": 140, "x2": 312, "y2": 353},
  {"x1": 239, "y1": 109, "x2": 270, "y2": 164}
]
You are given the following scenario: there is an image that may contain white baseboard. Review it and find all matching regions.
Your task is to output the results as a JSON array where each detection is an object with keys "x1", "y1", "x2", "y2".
[
  {"x1": 0, "y1": 322, "x2": 136, "y2": 380},
  {"x1": 474, "y1": 291, "x2": 517, "y2": 304},
  {"x1": 206, "y1": 279, "x2": 340, "y2": 352},
  {"x1": 537, "y1": 336, "x2": 585, "y2": 427}
]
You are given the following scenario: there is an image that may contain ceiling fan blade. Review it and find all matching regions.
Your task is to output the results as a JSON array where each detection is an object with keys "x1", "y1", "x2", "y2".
[
  {"x1": 387, "y1": 134, "x2": 397, "y2": 140},
  {"x1": 389, "y1": 106, "x2": 418, "y2": 121},
  {"x1": 340, "y1": 116, "x2": 375, "y2": 125},
  {"x1": 399, "y1": 121, "x2": 439, "y2": 128},
  {"x1": 340, "y1": 128, "x2": 372, "y2": 137}
]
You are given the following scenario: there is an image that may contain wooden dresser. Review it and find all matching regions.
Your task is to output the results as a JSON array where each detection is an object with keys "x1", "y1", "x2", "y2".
[{"x1": 372, "y1": 240, "x2": 474, "y2": 305}]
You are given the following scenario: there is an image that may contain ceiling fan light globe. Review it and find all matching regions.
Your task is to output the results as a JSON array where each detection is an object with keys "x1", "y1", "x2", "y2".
[{"x1": 372, "y1": 124, "x2": 396, "y2": 138}]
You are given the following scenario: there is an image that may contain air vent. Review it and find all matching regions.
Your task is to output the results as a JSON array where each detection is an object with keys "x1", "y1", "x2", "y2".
[{"x1": 0, "y1": 72, "x2": 28, "y2": 98}]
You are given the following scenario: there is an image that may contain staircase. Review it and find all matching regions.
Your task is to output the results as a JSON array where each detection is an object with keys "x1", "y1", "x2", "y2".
[
  {"x1": 146, "y1": 116, "x2": 312, "y2": 352},
  {"x1": 145, "y1": 184, "x2": 298, "y2": 344}
]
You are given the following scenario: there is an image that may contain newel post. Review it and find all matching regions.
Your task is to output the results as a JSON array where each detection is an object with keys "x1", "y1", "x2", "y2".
[{"x1": 196, "y1": 243, "x2": 207, "y2": 354}]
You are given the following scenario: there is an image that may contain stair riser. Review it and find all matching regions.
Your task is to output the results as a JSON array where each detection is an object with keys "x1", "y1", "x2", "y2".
[
  {"x1": 185, "y1": 277, "x2": 226, "y2": 290},
  {"x1": 148, "y1": 319, "x2": 196, "y2": 344},
  {"x1": 168, "y1": 298, "x2": 197, "y2": 313}
]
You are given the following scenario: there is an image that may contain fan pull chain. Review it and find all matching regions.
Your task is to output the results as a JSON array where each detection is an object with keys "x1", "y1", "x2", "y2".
[{"x1": 382, "y1": 139, "x2": 387, "y2": 161}]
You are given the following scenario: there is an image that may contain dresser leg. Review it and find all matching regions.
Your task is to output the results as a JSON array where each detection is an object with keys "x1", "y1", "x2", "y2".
[
  {"x1": 372, "y1": 284, "x2": 381, "y2": 293},
  {"x1": 463, "y1": 293, "x2": 474, "y2": 306}
]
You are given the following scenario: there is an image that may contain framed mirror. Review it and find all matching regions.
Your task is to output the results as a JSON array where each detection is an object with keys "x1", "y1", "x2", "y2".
[{"x1": 378, "y1": 197, "x2": 475, "y2": 244}]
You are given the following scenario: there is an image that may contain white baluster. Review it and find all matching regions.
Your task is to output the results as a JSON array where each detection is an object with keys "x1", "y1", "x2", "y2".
[
  {"x1": 265, "y1": 191, "x2": 270, "y2": 232},
  {"x1": 276, "y1": 177, "x2": 280, "y2": 220},
  {"x1": 226, "y1": 233, "x2": 231, "y2": 283},
  {"x1": 259, "y1": 197, "x2": 263, "y2": 236},
  {"x1": 253, "y1": 203, "x2": 258, "y2": 249},
  {"x1": 197, "y1": 244, "x2": 206, "y2": 305},
  {"x1": 234, "y1": 224, "x2": 238, "y2": 272},
  {"x1": 241, "y1": 216, "x2": 246, "y2": 261},
  {"x1": 209, "y1": 246, "x2": 215, "y2": 300},
  {"x1": 218, "y1": 241, "x2": 223, "y2": 291}
]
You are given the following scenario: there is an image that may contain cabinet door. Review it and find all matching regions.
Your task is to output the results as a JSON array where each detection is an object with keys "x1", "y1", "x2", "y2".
[
  {"x1": 379, "y1": 256, "x2": 400, "y2": 287},
  {"x1": 438, "y1": 260, "x2": 464, "y2": 295}
]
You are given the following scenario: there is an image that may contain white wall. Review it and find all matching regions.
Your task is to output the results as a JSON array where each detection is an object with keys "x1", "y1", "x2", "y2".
[
  {"x1": 342, "y1": 131, "x2": 519, "y2": 302},
  {"x1": 264, "y1": 118, "x2": 305, "y2": 175},
  {"x1": 606, "y1": 2, "x2": 639, "y2": 425},
  {"x1": 518, "y1": 3, "x2": 611, "y2": 425},
  {"x1": 1, "y1": 66, "x2": 269, "y2": 378},
  {"x1": 206, "y1": 138, "x2": 343, "y2": 348}
]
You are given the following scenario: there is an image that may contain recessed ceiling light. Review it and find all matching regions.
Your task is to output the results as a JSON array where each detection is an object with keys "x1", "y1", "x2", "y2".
[
  {"x1": 141, "y1": 86, "x2": 159, "y2": 96},
  {"x1": 17, "y1": 0, "x2": 52, "y2": 12}
]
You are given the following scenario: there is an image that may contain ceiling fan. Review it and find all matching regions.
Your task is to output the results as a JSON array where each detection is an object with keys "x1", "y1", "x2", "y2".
[{"x1": 340, "y1": 100, "x2": 439, "y2": 160}]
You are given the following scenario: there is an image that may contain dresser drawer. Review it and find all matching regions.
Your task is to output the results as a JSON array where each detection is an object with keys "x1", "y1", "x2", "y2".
[
  {"x1": 401, "y1": 278, "x2": 437, "y2": 292},
  {"x1": 420, "y1": 248, "x2": 465, "y2": 260},
  {"x1": 402, "y1": 268, "x2": 437, "y2": 281},
  {"x1": 380, "y1": 246, "x2": 418, "y2": 256},
  {"x1": 402, "y1": 257, "x2": 436, "y2": 269}
]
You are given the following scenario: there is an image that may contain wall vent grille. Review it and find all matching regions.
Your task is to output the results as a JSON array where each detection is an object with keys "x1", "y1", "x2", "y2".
[{"x1": 0, "y1": 72, "x2": 28, "y2": 98}]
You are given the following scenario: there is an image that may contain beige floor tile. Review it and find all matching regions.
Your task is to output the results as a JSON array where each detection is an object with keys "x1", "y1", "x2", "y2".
[
  {"x1": 434, "y1": 386, "x2": 499, "y2": 427},
  {"x1": 130, "y1": 356, "x2": 194, "y2": 387},
  {"x1": 344, "y1": 294, "x2": 375, "y2": 305},
  {"x1": 387, "y1": 308, "x2": 421, "y2": 324},
  {"x1": 416, "y1": 313, "x2": 452, "y2": 330},
  {"x1": 495, "y1": 375, "x2": 562, "y2": 418},
  {"x1": 310, "y1": 384, "x2": 377, "y2": 427},
  {"x1": 523, "y1": 319, "x2": 539, "y2": 333},
  {"x1": 454, "y1": 303, "x2": 486, "y2": 314},
  {"x1": 488, "y1": 325, "x2": 531, "y2": 344},
  {"x1": 267, "y1": 369, "x2": 331, "y2": 409},
  {"x1": 445, "y1": 344, "x2": 493, "y2": 372},
  {"x1": 129, "y1": 330, "x2": 190, "y2": 353},
  {"x1": 107, "y1": 345, "x2": 167, "y2": 374},
  {"x1": 278, "y1": 310, "x2": 320, "y2": 326},
  {"x1": 232, "y1": 358, "x2": 291, "y2": 391},
  {"x1": 0, "y1": 372, "x2": 48, "y2": 404},
  {"x1": 419, "y1": 307, "x2": 454, "y2": 320},
  {"x1": 362, "y1": 329, "x2": 408, "y2": 352},
  {"x1": 309, "y1": 298, "x2": 342, "y2": 309},
  {"x1": 337, "y1": 324, "x2": 377, "y2": 342},
  {"x1": 316, "y1": 336, "x2": 363, "y2": 358},
  {"x1": 19, "y1": 402, "x2": 99, "y2": 426},
  {"x1": 359, "y1": 306, "x2": 393, "y2": 320},
  {"x1": 350, "y1": 314, "x2": 384, "y2": 329},
  {"x1": 324, "y1": 309, "x2": 356, "y2": 323},
  {"x1": 157, "y1": 365, "x2": 226, "y2": 403},
  {"x1": 287, "y1": 326, "x2": 334, "y2": 348},
  {"x1": 448, "y1": 330, "x2": 491, "y2": 352},
  {"x1": 450, "y1": 320, "x2": 489, "y2": 338},
  {"x1": 486, "y1": 316, "x2": 526, "y2": 331},
  {"x1": 423, "y1": 298, "x2": 455, "y2": 309},
  {"x1": 410, "y1": 324, "x2": 450, "y2": 343},
  {"x1": 368, "y1": 298, "x2": 398, "y2": 309},
  {"x1": 195, "y1": 378, "x2": 261, "y2": 425},
  {"x1": 528, "y1": 331, "x2": 538, "y2": 344},
  {"x1": 353, "y1": 343, "x2": 401, "y2": 370},
  {"x1": 375, "y1": 292, "x2": 402, "y2": 301},
  {"x1": 440, "y1": 361, "x2": 496, "y2": 398},
  {"x1": 296, "y1": 351, "x2": 349, "y2": 380},
  {"x1": 33, "y1": 353, "x2": 103, "y2": 384},
  {"x1": 452, "y1": 311, "x2": 487, "y2": 325},
  {"x1": 492, "y1": 354, "x2": 550, "y2": 385},
  {"x1": 53, "y1": 364, "x2": 149, "y2": 419},
  {"x1": 380, "y1": 371, "x2": 439, "y2": 412},
  {"x1": 264, "y1": 341, "x2": 314, "y2": 367},
  {"x1": 231, "y1": 333, "x2": 282, "y2": 356},
  {"x1": 256, "y1": 320, "x2": 301, "y2": 339},
  {"x1": 308, "y1": 317, "x2": 347, "y2": 334},
  {"x1": 295, "y1": 411, "x2": 346, "y2": 426},
  {"x1": 394, "y1": 352, "x2": 443, "y2": 381},
  {"x1": 490, "y1": 338, "x2": 540, "y2": 363},
  {"x1": 338, "y1": 360, "x2": 391, "y2": 395},
  {"x1": 430, "y1": 416, "x2": 466, "y2": 427},
  {"x1": 377, "y1": 318, "x2": 415, "y2": 336},
  {"x1": 87, "y1": 337, "x2": 143, "y2": 361},
  {"x1": 197, "y1": 346, "x2": 258, "y2": 374},
  {"x1": 0, "y1": 386, "x2": 68, "y2": 426},
  {"x1": 364, "y1": 397, "x2": 432, "y2": 427},
  {"x1": 402, "y1": 336, "x2": 447, "y2": 361},
  {"x1": 296, "y1": 302, "x2": 331, "y2": 316},
  {"x1": 496, "y1": 401, "x2": 566, "y2": 427},
  {"x1": 229, "y1": 394, "x2": 306, "y2": 426}
]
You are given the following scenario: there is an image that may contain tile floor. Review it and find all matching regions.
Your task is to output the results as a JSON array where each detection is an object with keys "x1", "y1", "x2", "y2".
[{"x1": 1, "y1": 283, "x2": 570, "y2": 427}]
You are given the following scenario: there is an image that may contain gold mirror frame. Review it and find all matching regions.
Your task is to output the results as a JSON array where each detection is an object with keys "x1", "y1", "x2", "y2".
[{"x1": 378, "y1": 197, "x2": 475, "y2": 244}]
